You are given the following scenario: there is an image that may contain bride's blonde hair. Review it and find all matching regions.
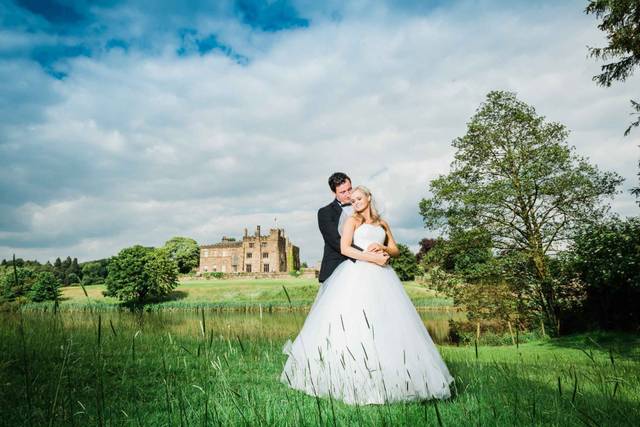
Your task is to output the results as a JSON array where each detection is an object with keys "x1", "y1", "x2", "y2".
[{"x1": 352, "y1": 186, "x2": 383, "y2": 225}]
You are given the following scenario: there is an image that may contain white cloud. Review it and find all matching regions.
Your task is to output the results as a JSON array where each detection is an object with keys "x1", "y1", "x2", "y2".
[{"x1": 1, "y1": 0, "x2": 639, "y2": 265}]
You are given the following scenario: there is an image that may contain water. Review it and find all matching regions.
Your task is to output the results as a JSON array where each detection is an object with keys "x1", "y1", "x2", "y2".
[{"x1": 13, "y1": 308, "x2": 464, "y2": 344}]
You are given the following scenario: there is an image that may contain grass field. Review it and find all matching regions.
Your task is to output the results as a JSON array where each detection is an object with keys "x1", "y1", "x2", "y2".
[
  {"x1": 52, "y1": 278, "x2": 453, "y2": 311},
  {"x1": 1, "y1": 310, "x2": 639, "y2": 426}
]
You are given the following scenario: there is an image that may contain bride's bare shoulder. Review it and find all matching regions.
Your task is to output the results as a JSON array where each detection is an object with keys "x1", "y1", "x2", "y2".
[{"x1": 345, "y1": 216, "x2": 360, "y2": 227}]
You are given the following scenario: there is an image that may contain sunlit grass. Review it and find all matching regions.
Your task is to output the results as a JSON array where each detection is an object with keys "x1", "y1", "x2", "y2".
[
  {"x1": 1, "y1": 311, "x2": 638, "y2": 426},
  {"x1": 55, "y1": 278, "x2": 453, "y2": 311}
]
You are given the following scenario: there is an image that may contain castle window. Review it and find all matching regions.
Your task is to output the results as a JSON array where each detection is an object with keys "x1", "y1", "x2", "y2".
[
  {"x1": 261, "y1": 242, "x2": 267, "y2": 247},
  {"x1": 246, "y1": 252, "x2": 252, "y2": 258},
  {"x1": 246, "y1": 264, "x2": 252, "y2": 272},
  {"x1": 249, "y1": 243, "x2": 254, "y2": 248},
  {"x1": 204, "y1": 250, "x2": 209, "y2": 257},
  {"x1": 262, "y1": 252, "x2": 268, "y2": 259},
  {"x1": 263, "y1": 264, "x2": 270, "y2": 273}
]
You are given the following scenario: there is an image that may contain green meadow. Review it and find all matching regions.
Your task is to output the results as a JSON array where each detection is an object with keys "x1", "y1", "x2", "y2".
[
  {"x1": 47, "y1": 278, "x2": 453, "y2": 311},
  {"x1": 1, "y1": 307, "x2": 639, "y2": 426}
]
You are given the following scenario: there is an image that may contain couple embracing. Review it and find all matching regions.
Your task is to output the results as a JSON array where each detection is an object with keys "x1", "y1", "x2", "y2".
[{"x1": 280, "y1": 172, "x2": 453, "y2": 405}]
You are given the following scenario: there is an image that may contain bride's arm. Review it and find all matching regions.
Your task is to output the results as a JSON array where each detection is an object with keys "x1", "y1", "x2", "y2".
[
  {"x1": 380, "y1": 220, "x2": 400, "y2": 257},
  {"x1": 341, "y1": 218, "x2": 389, "y2": 265}
]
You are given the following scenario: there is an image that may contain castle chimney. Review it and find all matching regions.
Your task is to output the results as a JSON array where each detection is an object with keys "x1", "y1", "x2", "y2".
[
  {"x1": 256, "y1": 225, "x2": 261, "y2": 237},
  {"x1": 244, "y1": 228, "x2": 248, "y2": 237}
]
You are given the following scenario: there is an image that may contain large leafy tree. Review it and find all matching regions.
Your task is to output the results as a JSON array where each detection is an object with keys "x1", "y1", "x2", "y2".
[
  {"x1": 163, "y1": 237, "x2": 200, "y2": 274},
  {"x1": 586, "y1": 0, "x2": 640, "y2": 136},
  {"x1": 106, "y1": 246, "x2": 178, "y2": 304},
  {"x1": 420, "y1": 91, "x2": 623, "y2": 329}
]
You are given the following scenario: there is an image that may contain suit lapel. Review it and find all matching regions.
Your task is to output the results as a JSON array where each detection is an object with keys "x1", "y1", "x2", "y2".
[{"x1": 331, "y1": 199, "x2": 342, "y2": 217}]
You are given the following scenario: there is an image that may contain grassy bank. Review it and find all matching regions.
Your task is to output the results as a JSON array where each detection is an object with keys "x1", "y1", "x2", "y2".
[
  {"x1": 0, "y1": 311, "x2": 638, "y2": 426},
  {"x1": 44, "y1": 278, "x2": 453, "y2": 311}
]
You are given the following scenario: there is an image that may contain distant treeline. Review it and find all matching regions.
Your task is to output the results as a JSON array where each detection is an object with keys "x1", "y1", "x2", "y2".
[
  {"x1": 1, "y1": 256, "x2": 109, "y2": 286},
  {"x1": 1, "y1": 236, "x2": 200, "y2": 305}
]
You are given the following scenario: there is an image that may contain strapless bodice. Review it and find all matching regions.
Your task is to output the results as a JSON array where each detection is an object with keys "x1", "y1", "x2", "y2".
[{"x1": 353, "y1": 223, "x2": 385, "y2": 249}]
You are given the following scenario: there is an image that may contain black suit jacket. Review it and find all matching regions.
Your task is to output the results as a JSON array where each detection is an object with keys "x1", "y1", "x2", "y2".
[{"x1": 318, "y1": 199, "x2": 360, "y2": 282}]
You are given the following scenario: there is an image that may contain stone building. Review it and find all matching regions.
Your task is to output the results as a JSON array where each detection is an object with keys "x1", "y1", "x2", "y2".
[{"x1": 199, "y1": 226, "x2": 300, "y2": 274}]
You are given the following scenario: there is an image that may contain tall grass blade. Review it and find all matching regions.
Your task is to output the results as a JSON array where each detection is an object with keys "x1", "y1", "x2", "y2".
[
  {"x1": 97, "y1": 314, "x2": 102, "y2": 346},
  {"x1": 434, "y1": 401, "x2": 444, "y2": 427},
  {"x1": 79, "y1": 283, "x2": 89, "y2": 298},
  {"x1": 282, "y1": 286, "x2": 292, "y2": 306}
]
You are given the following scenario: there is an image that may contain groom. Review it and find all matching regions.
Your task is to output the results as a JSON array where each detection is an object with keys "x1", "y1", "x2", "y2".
[{"x1": 317, "y1": 172, "x2": 389, "y2": 282}]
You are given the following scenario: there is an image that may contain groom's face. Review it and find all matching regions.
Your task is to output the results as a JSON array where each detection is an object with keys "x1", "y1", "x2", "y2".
[{"x1": 334, "y1": 180, "x2": 352, "y2": 204}]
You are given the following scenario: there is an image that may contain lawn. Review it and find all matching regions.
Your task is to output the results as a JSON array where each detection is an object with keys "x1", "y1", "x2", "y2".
[
  {"x1": 1, "y1": 311, "x2": 638, "y2": 426},
  {"x1": 53, "y1": 278, "x2": 453, "y2": 311}
]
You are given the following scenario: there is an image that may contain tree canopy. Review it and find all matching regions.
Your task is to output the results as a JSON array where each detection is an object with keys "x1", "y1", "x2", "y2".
[
  {"x1": 29, "y1": 271, "x2": 61, "y2": 302},
  {"x1": 420, "y1": 90, "x2": 623, "y2": 330},
  {"x1": 586, "y1": 0, "x2": 640, "y2": 135},
  {"x1": 163, "y1": 237, "x2": 200, "y2": 274},
  {"x1": 106, "y1": 246, "x2": 178, "y2": 304},
  {"x1": 389, "y1": 244, "x2": 418, "y2": 281}
]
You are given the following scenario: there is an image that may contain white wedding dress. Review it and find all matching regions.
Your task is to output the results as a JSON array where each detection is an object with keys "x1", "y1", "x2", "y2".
[{"x1": 280, "y1": 224, "x2": 453, "y2": 405}]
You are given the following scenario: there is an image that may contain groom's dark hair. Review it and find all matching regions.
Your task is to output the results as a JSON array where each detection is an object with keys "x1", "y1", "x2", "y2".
[{"x1": 328, "y1": 172, "x2": 351, "y2": 192}]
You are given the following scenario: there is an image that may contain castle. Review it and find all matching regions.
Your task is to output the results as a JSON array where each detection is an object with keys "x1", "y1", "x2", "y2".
[{"x1": 199, "y1": 226, "x2": 300, "y2": 274}]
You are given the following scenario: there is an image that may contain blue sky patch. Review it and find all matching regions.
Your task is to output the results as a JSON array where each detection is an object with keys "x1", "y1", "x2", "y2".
[
  {"x1": 16, "y1": 0, "x2": 85, "y2": 25},
  {"x1": 235, "y1": 0, "x2": 309, "y2": 31},
  {"x1": 177, "y1": 29, "x2": 249, "y2": 65}
]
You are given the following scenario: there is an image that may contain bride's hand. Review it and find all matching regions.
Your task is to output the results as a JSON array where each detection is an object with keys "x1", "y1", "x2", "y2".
[
  {"x1": 366, "y1": 243, "x2": 385, "y2": 253},
  {"x1": 371, "y1": 252, "x2": 389, "y2": 266}
]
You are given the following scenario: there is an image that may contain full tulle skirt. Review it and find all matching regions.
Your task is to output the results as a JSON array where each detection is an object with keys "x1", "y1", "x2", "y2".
[{"x1": 280, "y1": 260, "x2": 454, "y2": 405}]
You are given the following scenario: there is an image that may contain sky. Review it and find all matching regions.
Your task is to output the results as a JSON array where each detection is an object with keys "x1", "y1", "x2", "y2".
[{"x1": 1, "y1": 0, "x2": 639, "y2": 266}]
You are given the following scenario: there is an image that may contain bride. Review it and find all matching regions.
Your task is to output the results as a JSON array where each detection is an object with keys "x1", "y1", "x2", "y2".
[{"x1": 280, "y1": 186, "x2": 453, "y2": 405}]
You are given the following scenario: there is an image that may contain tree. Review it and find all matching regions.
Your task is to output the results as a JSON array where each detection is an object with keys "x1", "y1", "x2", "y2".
[
  {"x1": 69, "y1": 257, "x2": 81, "y2": 277},
  {"x1": 163, "y1": 237, "x2": 200, "y2": 274},
  {"x1": 389, "y1": 244, "x2": 418, "y2": 281},
  {"x1": 420, "y1": 91, "x2": 623, "y2": 330},
  {"x1": 568, "y1": 216, "x2": 640, "y2": 330},
  {"x1": 422, "y1": 229, "x2": 493, "y2": 274},
  {"x1": 631, "y1": 158, "x2": 640, "y2": 203},
  {"x1": 29, "y1": 271, "x2": 61, "y2": 302},
  {"x1": 416, "y1": 238, "x2": 437, "y2": 263},
  {"x1": 81, "y1": 260, "x2": 108, "y2": 286},
  {"x1": 585, "y1": 0, "x2": 640, "y2": 135},
  {"x1": 106, "y1": 245, "x2": 178, "y2": 304},
  {"x1": 1, "y1": 267, "x2": 36, "y2": 302},
  {"x1": 66, "y1": 272, "x2": 80, "y2": 285}
]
